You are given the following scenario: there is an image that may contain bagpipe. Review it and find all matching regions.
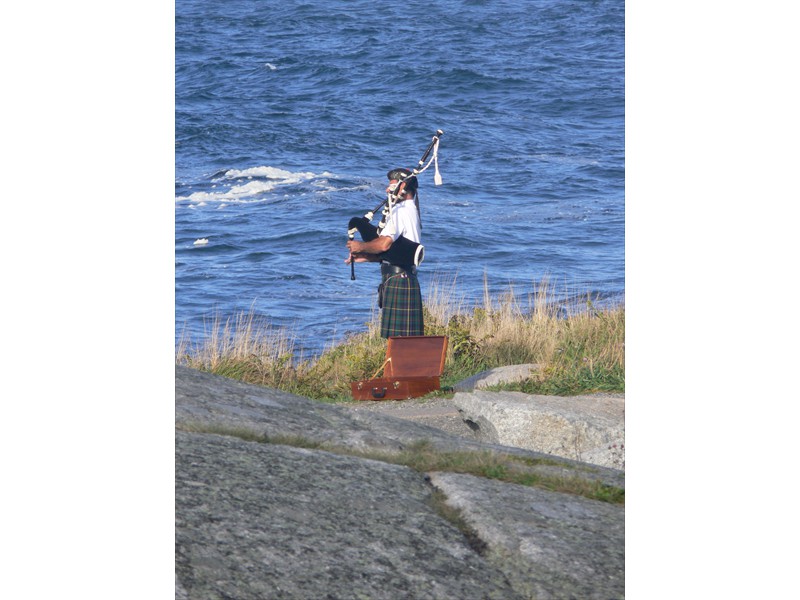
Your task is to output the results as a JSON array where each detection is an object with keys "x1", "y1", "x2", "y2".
[{"x1": 348, "y1": 129, "x2": 443, "y2": 280}]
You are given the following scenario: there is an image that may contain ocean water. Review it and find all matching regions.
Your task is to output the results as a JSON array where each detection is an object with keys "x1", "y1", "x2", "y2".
[{"x1": 175, "y1": 0, "x2": 624, "y2": 356}]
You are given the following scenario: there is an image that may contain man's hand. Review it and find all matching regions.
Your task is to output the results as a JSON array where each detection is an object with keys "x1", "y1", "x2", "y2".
[{"x1": 346, "y1": 240, "x2": 365, "y2": 254}]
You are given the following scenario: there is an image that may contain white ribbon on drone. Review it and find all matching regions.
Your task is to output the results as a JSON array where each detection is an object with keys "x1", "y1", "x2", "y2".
[{"x1": 415, "y1": 136, "x2": 442, "y2": 185}]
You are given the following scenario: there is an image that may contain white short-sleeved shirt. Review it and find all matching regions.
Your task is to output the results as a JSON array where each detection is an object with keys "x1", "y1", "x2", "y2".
[{"x1": 380, "y1": 199, "x2": 421, "y2": 244}]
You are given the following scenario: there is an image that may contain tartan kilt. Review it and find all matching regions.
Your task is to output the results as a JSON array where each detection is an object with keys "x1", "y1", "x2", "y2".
[{"x1": 379, "y1": 272, "x2": 424, "y2": 337}]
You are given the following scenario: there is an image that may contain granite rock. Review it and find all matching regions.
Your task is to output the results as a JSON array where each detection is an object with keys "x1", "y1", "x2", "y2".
[
  {"x1": 452, "y1": 363, "x2": 541, "y2": 392},
  {"x1": 175, "y1": 366, "x2": 625, "y2": 599},
  {"x1": 454, "y1": 390, "x2": 625, "y2": 469}
]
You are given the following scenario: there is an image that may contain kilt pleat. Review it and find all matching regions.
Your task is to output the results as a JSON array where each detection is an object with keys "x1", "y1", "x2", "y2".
[{"x1": 380, "y1": 273, "x2": 424, "y2": 337}]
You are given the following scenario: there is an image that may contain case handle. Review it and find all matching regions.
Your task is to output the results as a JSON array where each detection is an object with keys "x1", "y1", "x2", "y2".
[{"x1": 371, "y1": 387, "x2": 387, "y2": 399}]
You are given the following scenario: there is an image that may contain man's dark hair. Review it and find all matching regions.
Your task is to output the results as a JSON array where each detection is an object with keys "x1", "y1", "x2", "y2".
[{"x1": 387, "y1": 167, "x2": 418, "y2": 195}]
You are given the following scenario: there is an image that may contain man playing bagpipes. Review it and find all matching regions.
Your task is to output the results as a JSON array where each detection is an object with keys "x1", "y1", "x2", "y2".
[
  {"x1": 346, "y1": 168, "x2": 425, "y2": 337},
  {"x1": 345, "y1": 130, "x2": 442, "y2": 338}
]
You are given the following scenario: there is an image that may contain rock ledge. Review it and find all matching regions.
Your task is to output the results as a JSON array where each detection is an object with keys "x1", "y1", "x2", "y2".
[{"x1": 175, "y1": 366, "x2": 624, "y2": 599}]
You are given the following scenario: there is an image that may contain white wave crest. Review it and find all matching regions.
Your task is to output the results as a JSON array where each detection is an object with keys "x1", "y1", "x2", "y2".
[
  {"x1": 182, "y1": 179, "x2": 280, "y2": 203},
  {"x1": 222, "y1": 166, "x2": 319, "y2": 181},
  {"x1": 176, "y1": 166, "x2": 335, "y2": 204}
]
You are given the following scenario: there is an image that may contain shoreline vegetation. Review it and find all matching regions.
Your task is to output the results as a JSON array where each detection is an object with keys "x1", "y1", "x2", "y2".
[{"x1": 175, "y1": 276, "x2": 624, "y2": 402}]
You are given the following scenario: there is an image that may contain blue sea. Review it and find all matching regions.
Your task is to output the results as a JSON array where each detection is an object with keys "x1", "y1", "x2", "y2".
[{"x1": 175, "y1": 0, "x2": 624, "y2": 356}]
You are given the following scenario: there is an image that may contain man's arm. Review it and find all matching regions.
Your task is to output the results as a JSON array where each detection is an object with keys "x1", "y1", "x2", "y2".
[{"x1": 346, "y1": 235, "x2": 392, "y2": 255}]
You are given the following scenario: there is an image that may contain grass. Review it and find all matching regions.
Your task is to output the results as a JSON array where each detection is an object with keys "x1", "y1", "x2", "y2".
[
  {"x1": 176, "y1": 275, "x2": 624, "y2": 401},
  {"x1": 180, "y1": 424, "x2": 624, "y2": 505}
]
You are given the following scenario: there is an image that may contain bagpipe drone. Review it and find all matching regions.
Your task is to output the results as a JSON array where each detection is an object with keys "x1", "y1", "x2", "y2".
[{"x1": 347, "y1": 129, "x2": 443, "y2": 280}]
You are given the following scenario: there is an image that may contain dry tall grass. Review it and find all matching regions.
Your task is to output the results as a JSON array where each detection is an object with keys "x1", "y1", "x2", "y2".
[
  {"x1": 176, "y1": 309, "x2": 300, "y2": 389},
  {"x1": 176, "y1": 276, "x2": 625, "y2": 400}
]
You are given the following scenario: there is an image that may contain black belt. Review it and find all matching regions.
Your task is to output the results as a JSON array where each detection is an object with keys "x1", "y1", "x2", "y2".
[{"x1": 381, "y1": 263, "x2": 414, "y2": 276}]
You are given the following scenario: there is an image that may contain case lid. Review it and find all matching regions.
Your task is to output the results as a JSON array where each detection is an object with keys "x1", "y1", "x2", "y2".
[{"x1": 384, "y1": 336, "x2": 448, "y2": 378}]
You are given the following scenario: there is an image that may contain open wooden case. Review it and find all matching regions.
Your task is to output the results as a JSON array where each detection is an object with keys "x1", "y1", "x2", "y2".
[{"x1": 350, "y1": 335, "x2": 448, "y2": 401}]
